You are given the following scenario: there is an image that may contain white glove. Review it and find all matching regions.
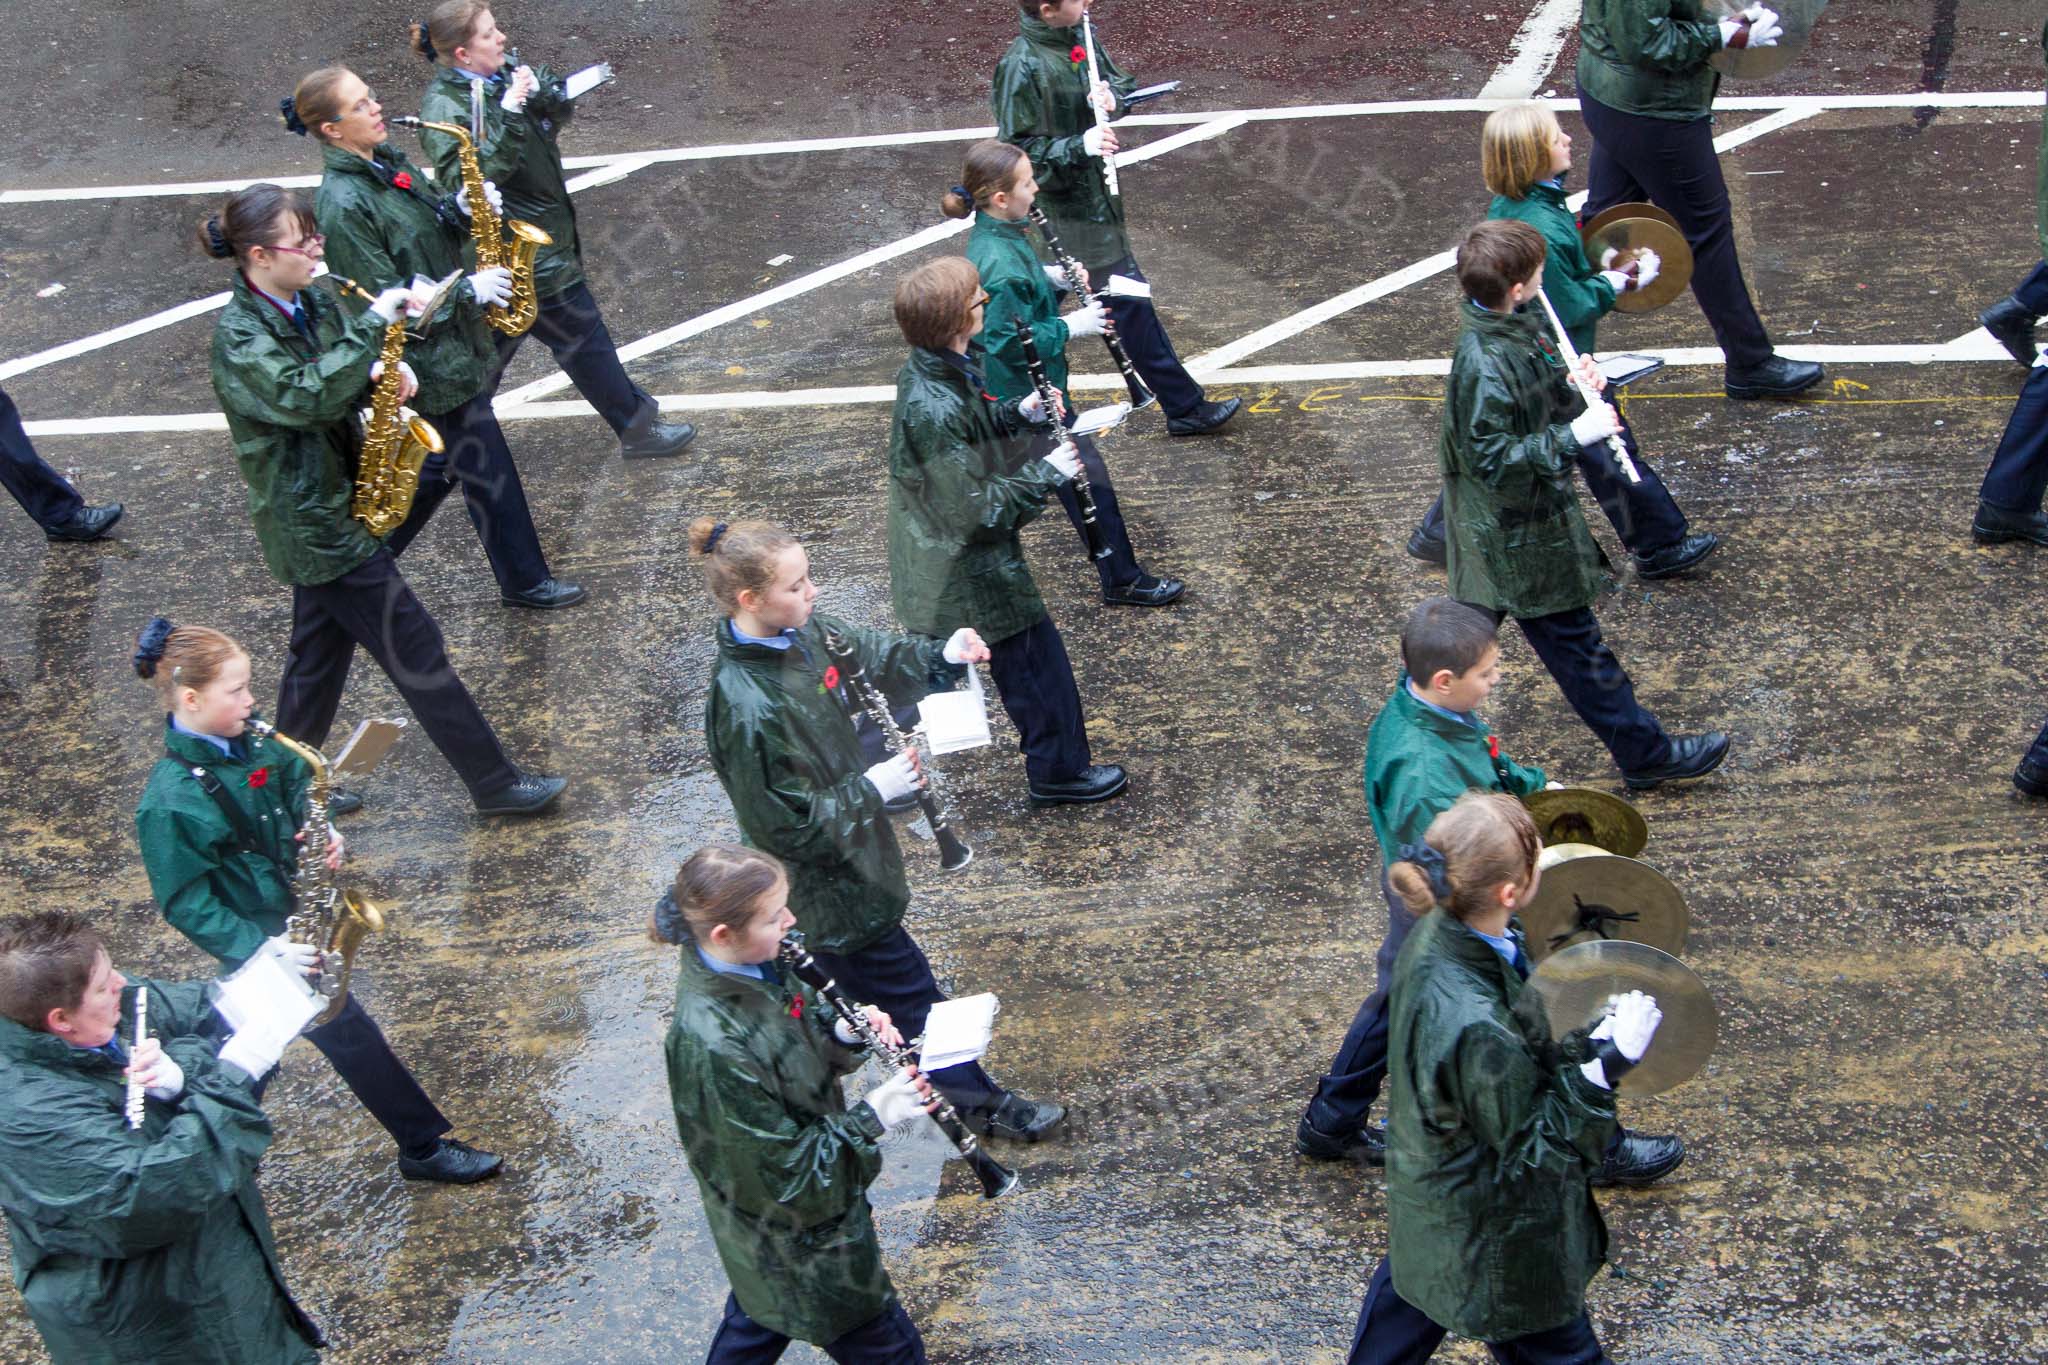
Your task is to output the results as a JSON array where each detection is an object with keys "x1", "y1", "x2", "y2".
[
  {"x1": 1082, "y1": 124, "x2": 1117, "y2": 158},
  {"x1": 500, "y1": 67, "x2": 538, "y2": 112},
  {"x1": 261, "y1": 934, "x2": 320, "y2": 977},
  {"x1": 1088, "y1": 79, "x2": 1117, "y2": 115},
  {"x1": 129, "y1": 1038, "x2": 186, "y2": 1103},
  {"x1": 1043, "y1": 440, "x2": 1083, "y2": 482},
  {"x1": 1044, "y1": 262, "x2": 1089, "y2": 293},
  {"x1": 863, "y1": 752, "x2": 920, "y2": 804},
  {"x1": 1633, "y1": 249, "x2": 1661, "y2": 288},
  {"x1": 1599, "y1": 990, "x2": 1663, "y2": 1061},
  {"x1": 1598, "y1": 270, "x2": 1632, "y2": 295},
  {"x1": 457, "y1": 179, "x2": 505, "y2": 219},
  {"x1": 941, "y1": 627, "x2": 985, "y2": 665},
  {"x1": 1570, "y1": 402, "x2": 1623, "y2": 448},
  {"x1": 833, "y1": 1014, "x2": 864, "y2": 1045},
  {"x1": 1064, "y1": 300, "x2": 1109, "y2": 339},
  {"x1": 219, "y1": 1029, "x2": 288, "y2": 1083},
  {"x1": 1721, "y1": 5, "x2": 1782, "y2": 49},
  {"x1": 863, "y1": 1070, "x2": 933, "y2": 1131},
  {"x1": 368, "y1": 284, "x2": 415, "y2": 323},
  {"x1": 468, "y1": 266, "x2": 514, "y2": 309}
]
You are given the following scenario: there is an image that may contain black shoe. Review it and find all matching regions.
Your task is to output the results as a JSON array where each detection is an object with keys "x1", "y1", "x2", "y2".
[
  {"x1": 398, "y1": 1137, "x2": 504, "y2": 1184},
  {"x1": 501, "y1": 576, "x2": 587, "y2": 609},
  {"x1": 1622, "y1": 731, "x2": 1730, "y2": 791},
  {"x1": 1971, "y1": 502, "x2": 2048, "y2": 547},
  {"x1": 1102, "y1": 573, "x2": 1184, "y2": 607},
  {"x1": 1633, "y1": 531, "x2": 1720, "y2": 580},
  {"x1": 1028, "y1": 764, "x2": 1128, "y2": 806},
  {"x1": 44, "y1": 502, "x2": 123, "y2": 543},
  {"x1": 1165, "y1": 397, "x2": 1243, "y2": 437},
  {"x1": 1723, "y1": 355, "x2": 1823, "y2": 400},
  {"x1": 1406, "y1": 524, "x2": 1447, "y2": 567},
  {"x1": 2016, "y1": 758, "x2": 2048, "y2": 798},
  {"x1": 1295, "y1": 1115, "x2": 1387, "y2": 1166},
  {"x1": 473, "y1": 773, "x2": 568, "y2": 816},
  {"x1": 620, "y1": 416, "x2": 697, "y2": 460},
  {"x1": 1589, "y1": 1133, "x2": 1685, "y2": 1188},
  {"x1": 967, "y1": 1093, "x2": 1068, "y2": 1143},
  {"x1": 1981, "y1": 294, "x2": 2039, "y2": 366},
  {"x1": 326, "y1": 787, "x2": 365, "y2": 817}
]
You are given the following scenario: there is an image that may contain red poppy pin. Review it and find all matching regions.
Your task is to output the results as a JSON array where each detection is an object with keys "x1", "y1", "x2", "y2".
[
  {"x1": 789, "y1": 995, "x2": 804, "y2": 1020},
  {"x1": 1487, "y1": 735, "x2": 1501, "y2": 760},
  {"x1": 391, "y1": 171, "x2": 413, "y2": 190},
  {"x1": 248, "y1": 767, "x2": 271, "y2": 789},
  {"x1": 819, "y1": 665, "x2": 841, "y2": 695},
  {"x1": 1069, "y1": 45, "x2": 1086, "y2": 67}
]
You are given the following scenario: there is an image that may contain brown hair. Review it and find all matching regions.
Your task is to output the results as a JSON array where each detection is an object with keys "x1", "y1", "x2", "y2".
[
  {"x1": 288, "y1": 65, "x2": 357, "y2": 144},
  {"x1": 412, "y1": 0, "x2": 492, "y2": 64},
  {"x1": 650, "y1": 844, "x2": 788, "y2": 946},
  {"x1": 196, "y1": 184, "x2": 318, "y2": 263},
  {"x1": 1455, "y1": 219, "x2": 1547, "y2": 311},
  {"x1": 1400, "y1": 597, "x2": 1500, "y2": 686},
  {"x1": 941, "y1": 140, "x2": 1031, "y2": 220},
  {"x1": 1481, "y1": 103, "x2": 1561, "y2": 201},
  {"x1": 1388, "y1": 792, "x2": 1541, "y2": 923},
  {"x1": 0, "y1": 911, "x2": 107, "y2": 1033},
  {"x1": 132, "y1": 618, "x2": 247, "y2": 703},
  {"x1": 893, "y1": 256, "x2": 982, "y2": 351},
  {"x1": 687, "y1": 516, "x2": 801, "y2": 614}
]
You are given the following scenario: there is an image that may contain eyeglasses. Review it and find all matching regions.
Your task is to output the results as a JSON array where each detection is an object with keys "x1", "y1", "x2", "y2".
[
  {"x1": 970, "y1": 292, "x2": 990, "y2": 309},
  {"x1": 266, "y1": 234, "x2": 326, "y2": 259}
]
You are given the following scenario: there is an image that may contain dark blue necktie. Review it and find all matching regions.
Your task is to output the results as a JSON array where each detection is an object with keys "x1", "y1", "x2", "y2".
[{"x1": 288, "y1": 306, "x2": 315, "y2": 345}]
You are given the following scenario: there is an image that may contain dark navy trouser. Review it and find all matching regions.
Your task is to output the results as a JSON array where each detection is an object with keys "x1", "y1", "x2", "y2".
[
  {"x1": 986, "y1": 613, "x2": 1092, "y2": 785},
  {"x1": 1468, "y1": 605, "x2": 1672, "y2": 775},
  {"x1": 1035, "y1": 422, "x2": 1142, "y2": 591},
  {"x1": 2012, "y1": 261, "x2": 2048, "y2": 314},
  {"x1": 386, "y1": 390, "x2": 552, "y2": 595},
  {"x1": 705, "y1": 1293, "x2": 926, "y2": 1364},
  {"x1": 1979, "y1": 361, "x2": 2048, "y2": 515},
  {"x1": 809, "y1": 924, "x2": 1002, "y2": 1114},
  {"x1": 1085, "y1": 253, "x2": 1207, "y2": 418},
  {"x1": 1347, "y1": 1258, "x2": 1613, "y2": 1365},
  {"x1": 1419, "y1": 417, "x2": 1687, "y2": 557},
  {"x1": 488, "y1": 281, "x2": 652, "y2": 437},
  {"x1": 2027, "y1": 715, "x2": 2048, "y2": 770},
  {"x1": 0, "y1": 386, "x2": 85, "y2": 529},
  {"x1": 1305, "y1": 873, "x2": 1411, "y2": 1134},
  {"x1": 251, "y1": 994, "x2": 449, "y2": 1158}
]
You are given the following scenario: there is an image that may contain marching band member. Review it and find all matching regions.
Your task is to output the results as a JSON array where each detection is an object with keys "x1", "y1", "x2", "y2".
[
  {"x1": 1345, "y1": 793, "x2": 1657, "y2": 1364},
  {"x1": 1438, "y1": 220, "x2": 1727, "y2": 791},
  {"x1": 200, "y1": 184, "x2": 566, "y2": 818},
  {"x1": 888, "y1": 257, "x2": 1127, "y2": 806},
  {"x1": 131, "y1": 619, "x2": 505, "y2": 1184},
  {"x1": 1976, "y1": 18, "x2": 2048, "y2": 366},
  {"x1": 0, "y1": 386, "x2": 122, "y2": 542},
  {"x1": 690, "y1": 515, "x2": 1066, "y2": 1141},
  {"x1": 945, "y1": 138, "x2": 1183, "y2": 607},
  {"x1": 409, "y1": 1, "x2": 698, "y2": 460},
  {"x1": 656, "y1": 844, "x2": 939, "y2": 1363},
  {"x1": 285, "y1": 64, "x2": 586, "y2": 610},
  {"x1": 0, "y1": 910, "x2": 323, "y2": 1364},
  {"x1": 1409, "y1": 104, "x2": 1718, "y2": 582},
  {"x1": 992, "y1": 0, "x2": 1241, "y2": 437},
  {"x1": 1576, "y1": 0, "x2": 1824, "y2": 400}
]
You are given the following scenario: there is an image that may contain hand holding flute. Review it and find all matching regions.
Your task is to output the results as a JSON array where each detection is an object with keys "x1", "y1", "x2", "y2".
[
  {"x1": 124, "y1": 989, "x2": 148, "y2": 1129},
  {"x1": 1536, "y1": 287, "x2": 1640, "y2": 484},
  {"x1": 1081, "y1": 15, "x2": 1119, "y2": 196}
]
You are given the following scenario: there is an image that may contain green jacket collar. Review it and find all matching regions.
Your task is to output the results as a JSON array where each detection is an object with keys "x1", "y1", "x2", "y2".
[
  {"x1": 321, "y1": 141, "x2": 414, "y2": 182},
  {"x1": 908, "y1": 344, "x2": 977, "y2": 389},
  {"x1": 0, "y1": 1015, "x2": 116, "y2": 1071},
  {"x1": 162, "y1": 720, "x2": 250, "y2": 768},
  {"x1": 1523, "y1": 180, "x2": 1569, "y2": 210},
  {"x1": 975, "y1": 208, "x2": 1033, "y2": 240},
  {"x1": 676, "y1": 936, "x2": 792, "y2": 1010},
  {"x1": 228, "y1": 272, "x2": 327, "y2": 346},
  {"x1": 1021, "y1": 14, "x2": 1082, "y2": 48},
  {"x1": 1463, "y1": 297, "x2": 1543, "y2": 341},
  {"x1": 1431, "y1": 909, "x2": 1527, "y2": 993},
  {"x1": 716, "y1": 616, "x2": 814, "y2": 668}
]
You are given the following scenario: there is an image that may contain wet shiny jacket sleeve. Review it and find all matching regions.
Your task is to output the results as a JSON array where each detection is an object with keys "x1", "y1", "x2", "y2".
[
  {"x1": 895, "y1": 398, "x2": 1059, "y2": 544},
  {"x1": 135, "y1": 806, "x2": 272, "y2": 969},
  {"x1": 981, "y1": 283, "x2": 1070, "y2": 406},
  {"x1": 843, "y1": 620, "x2": 960, "y2": 712},
  {"x1": 1457, "y1": 353, "x2": 1582, "y2": 495},
  {"x1": 1597, "y1": 0, "x2": 1722, "y2": 73},
  {"x1": 715, "y1": 703, "x2": 888, "y2": 871},
  {"x1": 209, "y1": 308, "x2": 383, "y2": 432},
  {"x1": 419, "y1": 72, "x2": 531, "y2": 191},
  {"x1": 993, "y1": 58, "x2": 1093, "y2": 197},
  {"x1": 1444, "y1": 1015, "x2": 1616, "y2": 1176}
]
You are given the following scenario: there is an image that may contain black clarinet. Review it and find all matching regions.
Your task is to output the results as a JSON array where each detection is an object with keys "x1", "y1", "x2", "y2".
[
  {"x1": 1026, "y1": 204, "x2": 1157, "y2": 411},
  {"x1": 1015, "y1": 321, "x2": 1111, "y2": 563},
  {"x1": 778, "y1": 932, "x2": 1019, "y2": 1199},
  {"x1": 820, "y1": 626, "x2": 973, "y2": 872}
]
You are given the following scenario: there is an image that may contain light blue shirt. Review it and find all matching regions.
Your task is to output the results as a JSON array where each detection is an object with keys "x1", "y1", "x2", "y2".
[
  {"x1": 1406, "y1": 679, "x2": 1482, "y2": 731},
  {"x1": 169, "y1": 714, "x2": 235, "y2": 758},
  {"x1": 454, "y1": 67, "x2": 494, "y2": 83},
  {"x1": 1473, "y1": 926, "x2": 1527, "y2": 974},
  {"x1": 728, "y1": 620, "x2": 796, "y2": 651},
  {"x1": 696, "y1": 945, "x2": 765, "y2": 980},
  {"x1": 249, "y1": 282, "x2": 301, "y2": 316}
]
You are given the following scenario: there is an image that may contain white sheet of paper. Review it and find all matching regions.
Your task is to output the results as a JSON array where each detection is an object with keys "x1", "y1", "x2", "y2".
[
  {"x1": 564, "y1": 64, "x2": 614, "y2": 101},
  {"x1": 919, "y1": 993, "x2": 998, "y2": 1071},
  {"x1": 918, "y1": 667, "x2": 992, "y2": 755},
  {"x1": 1105, "y1": 274, "x2": 1151, "y2": 300},
  {"x1": 212, "y1": 951, "x2": 320, "y2": 1052},
  {"x1": 1069, "y1": 402, "x2": 1131, "y2": 438}
]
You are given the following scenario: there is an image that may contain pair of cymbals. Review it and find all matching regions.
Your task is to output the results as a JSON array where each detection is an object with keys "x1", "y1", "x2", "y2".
[
  {"x1": 1579, "y1": 203, "x2": 1693, "y2": 314},
  {"x1": 1523, "y1": 785, "x2": 1648, "y2": 858}
]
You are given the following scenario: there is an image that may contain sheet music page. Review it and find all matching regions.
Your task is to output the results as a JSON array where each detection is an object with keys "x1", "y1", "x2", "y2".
[
  {"x1": 919, "y1": 993, "x2": 998, "y2": 1071},
  {"x1": 212, "y1": 952, "x2": 320, "y2": 1049},
  {"x1": 564, "y1": 64, "x2": 613, "y2": 101}
]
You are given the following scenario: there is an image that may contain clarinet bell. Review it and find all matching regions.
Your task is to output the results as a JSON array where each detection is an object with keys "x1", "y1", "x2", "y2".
[
  {"x1": 969, "y1": 1147, "x2": 1022, "y2": 1199},
  {"x1": 936, "y1": 826, "x2": 974, "y2": 872}
]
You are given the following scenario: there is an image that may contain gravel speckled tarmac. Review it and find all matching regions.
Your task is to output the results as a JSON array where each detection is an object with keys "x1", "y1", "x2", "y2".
[{"x1": 3, "y1": 4, "x2": 2046, "y2": 1361}]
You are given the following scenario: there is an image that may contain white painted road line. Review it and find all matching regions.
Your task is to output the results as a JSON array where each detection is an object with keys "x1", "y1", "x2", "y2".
[
  {"x1": 0, "y1": 291, "x2": 233, "y2": 384},
  {"x1": 1480, "y1": 0, "x2": 1583, "y2": 100}
]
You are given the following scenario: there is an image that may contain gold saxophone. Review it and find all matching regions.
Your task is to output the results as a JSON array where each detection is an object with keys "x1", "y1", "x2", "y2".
[
  {"x1": 391, "y1": 114, "x2": 551, "y2": 335},
  {"x1": 328, "y1": 277, "x2": 442, "y2": 539},
  {"x1": 247, "y1": 720, "x2": 385, "y2": 1028}
]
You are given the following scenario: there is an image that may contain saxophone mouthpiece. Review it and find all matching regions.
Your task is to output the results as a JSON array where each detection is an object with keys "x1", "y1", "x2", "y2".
[{"x1": 389, "y1": 115, "x2": 421, "y2": 130}]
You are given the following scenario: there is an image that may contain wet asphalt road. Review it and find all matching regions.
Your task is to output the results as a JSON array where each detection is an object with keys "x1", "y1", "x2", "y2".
[{"x1": 4, "y1": 3, "x2": 2048, "y2": 1362}]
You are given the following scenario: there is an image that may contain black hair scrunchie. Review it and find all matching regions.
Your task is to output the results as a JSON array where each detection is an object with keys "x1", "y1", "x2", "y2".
[
  {"x1": 203, "y1": 217, "x2": 232, "y2": 260},
  {"x1": 652, "y1": 889, "x2": 686, "y2": 945},
  {"x1": 702, "y1": 522, "x2": 729, "y2": 554},
  {"x1": 416, "y1": 23, "x2": 439, "y2": 63},
  {"x1": 133, "y1": 616, "x2": 176, "y2": 679},
  {"x1": 279, "y1": 96, "x2": 309, "y2": 136},
  {"x1": 1396, "y1": 841, "x2": 1455, "y2": 905},
  {"x1": 950, "y1": 183, "x2": 972, "y2": 202}
]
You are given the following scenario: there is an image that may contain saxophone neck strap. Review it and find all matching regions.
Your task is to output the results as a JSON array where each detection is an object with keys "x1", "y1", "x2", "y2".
[{"x1": 177, "y1": 757, "x2": 295, "y2": 874}]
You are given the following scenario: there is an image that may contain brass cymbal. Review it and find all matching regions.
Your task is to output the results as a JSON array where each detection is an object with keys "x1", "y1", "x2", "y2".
[
  {"x1": 1520, "y1": 843, "x2": 1687, "y2": 964},
  {"x1": 1580, "y1": 201, "x2": 1682, "y2": 245},
  {"x1": 1707, "y1": 0, "x2": 1829, "y2": 81},
  {"x1": 1528, "y1": 940, "x2": 1718, "y2": 1096},
  {"x1": 1584, "y1": 216, "x2": 1694, "y2": 314},
  {"x1": 1522, "y1": 786, "x2": 1649, "y2": 857}
]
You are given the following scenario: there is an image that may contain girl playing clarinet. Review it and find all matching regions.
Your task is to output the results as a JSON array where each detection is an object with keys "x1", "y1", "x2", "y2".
[
  {"x1": 943, "y1": 138, "x2": 1182, "y2": 607},
  {"x1": 656, "y1": 844, "x2": 937, "y2": 1363},
  {"x1": 691, "y1": 516, "x2": 1066, "y2": 1142}
]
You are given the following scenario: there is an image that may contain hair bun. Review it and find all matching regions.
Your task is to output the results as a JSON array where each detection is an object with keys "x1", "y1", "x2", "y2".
[
  {"x1": 652, "y1": 889, "x2": 686, "y2": 945},
  {"x1": 279, "y1": 96, "x2": 309, "y2": 137},
  {"x1": 412, "y1": 20, "x2": 439, "y2": 62},
  {"x1": 133, "y1": 616, "x2": 176, "y2": 678},
  {"x1": 202, "y1": 217, "x2": 233, "y2": 259}
]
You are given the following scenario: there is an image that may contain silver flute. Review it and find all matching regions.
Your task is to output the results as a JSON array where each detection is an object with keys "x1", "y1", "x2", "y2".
[{"x1": 125, "y1": 987, "x2": 147, "y2": 1130}]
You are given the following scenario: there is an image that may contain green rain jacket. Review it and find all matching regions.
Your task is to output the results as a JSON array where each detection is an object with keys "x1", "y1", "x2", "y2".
[
  {"x1": 0, "y1": 978, "x2": 322, "y2": 1364},
  {"x1": 1577, "y1": 0, "x2": 1725, "y2": 121},
  {"x1": 417, "y1": 61, "x2": 584, "y2": 302},
  {"x1": 704, "y1": 614, "x2": 960, "y2": 955},
  {"x1": 209, "y1": 272, "x2": 387, "y2": 587},
  {"x1": 968, "y1": 209, "x2": 1075, "y2": 404},
  {"x1": 1489, "y1": 182, "x2": 1614, "y2": 355},
  {"x1": 992, "y1": 14, "x2": 1139, "y2": 271},
  {"x1": 1385, "y1": 911, "x2": 1618, "y2": 1340},
  {"x1": 1440, "y1": 301, "x2": 1607, "y2": 619},
  {"x1": 664, "y1": 946, "x2": 894, "y2": 1344},
  {"x1": 1364, "y1": 676, "x2": 1547, "y2": 867},
  {"x1": 888, "y1": 347, "x2": 1064, "y2": 645},
  {"x1": 135, "y1": 723, "x2": 313, "y2": 971},
  {"x1": 316, "y1": 140, "x2": 495, "y2": 415}
]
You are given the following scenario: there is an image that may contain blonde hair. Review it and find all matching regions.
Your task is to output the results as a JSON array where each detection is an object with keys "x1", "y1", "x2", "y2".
[
  {"x1": 893, "y1": 257, "x2": 982, "y2": 351},
  {"x1": 1481, "y1": 102, "x2": 1561, "y2": 201},
  {"x1": 411, "y1": 1, "x2": 492, "y2": 65},
  {"x1": 940, "y1": 140, "x2": 1031, "y2": 220},
  {"x1": 1387, "y1": 792, "x2": 1541, "y2": 923},
  {"x1": 288, "y1": 66, "x2": 357, "y2": 144},
  {"x1": 687, "y1": 516, "x2": 800, "y2": 613}
]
